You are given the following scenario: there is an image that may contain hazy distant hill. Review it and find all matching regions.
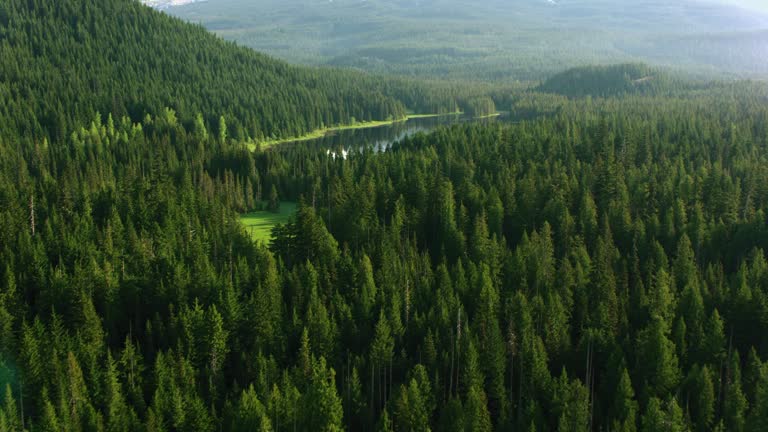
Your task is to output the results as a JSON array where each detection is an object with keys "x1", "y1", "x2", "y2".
[
  {"x1": 162, "y1": 0, "x2": 768, "y2": 80},
  {"x1": 142, "y1": 0, "x2": 204, "y2": 9},
  {"x1": 537, "y1": 63, "x2": 683, "y2": 97}
]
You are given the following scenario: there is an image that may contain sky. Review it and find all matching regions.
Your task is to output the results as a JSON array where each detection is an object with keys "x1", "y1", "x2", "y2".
[{"x1": 726, "y1": 0, "x2": 768, "y2": 13}]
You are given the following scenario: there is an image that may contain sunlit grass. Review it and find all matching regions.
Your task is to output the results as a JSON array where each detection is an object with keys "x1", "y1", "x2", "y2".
[{"x1": 239, "y1": 202, "x2": 297, "y2": 242}]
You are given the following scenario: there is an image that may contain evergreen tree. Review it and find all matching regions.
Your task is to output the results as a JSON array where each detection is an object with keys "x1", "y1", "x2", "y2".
[
  {"x1": 230, "y1": 386, "x2": 273, "y2": 432},
  {"x1": 301, "y1": 358, "x2": 344, "y2": 432},
  {"x1": 464, "y1": 386, "x2": 492, "y2": 432},
  {"x1": 103, "y1": 352, "x2": 136, "y2": 432},
  {"x1": 268, "y1": 185, "x2": 280, "y2": 213},
  {"x1": 723, "y1": 352, "x2": 748, "y2": 432},
  {"x1": 701, "y1": 310, "x2": 726, "y2": 365},
  {"x1": 636, "y1": 317, "x2": 680, "y2": 398},
  {"x1": 611, "y1": 368, "x2": 638, "y2": 432},
  {"x1": 689, "y1": 365, "x2": 715, "y2": 432},
  {"x1": 475, "y1": 265, "x2": 507, "y2": 422},
  {"x1": 1, "y1": 385, "x2": 22, "y2": 432},
  {"x1": 392, "y1": 379, "x2": 431, "y2": 432},
  {"x1": 747, "y1": 364, "x2": 768, "y2": 432},
  {"x1": 641, "y1": 397, "x2": 686, "y2": 432}
]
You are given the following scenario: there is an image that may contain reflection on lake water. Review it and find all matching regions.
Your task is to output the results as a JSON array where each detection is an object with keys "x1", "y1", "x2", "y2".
[{"x1": 277, "y1": 114, "x2": 503, "y2": 157}]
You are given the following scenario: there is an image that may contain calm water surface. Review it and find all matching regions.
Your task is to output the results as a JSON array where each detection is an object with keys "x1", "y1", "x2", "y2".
[{"x1": 277, "y1": 114, "x2": 503, "y2": 156}]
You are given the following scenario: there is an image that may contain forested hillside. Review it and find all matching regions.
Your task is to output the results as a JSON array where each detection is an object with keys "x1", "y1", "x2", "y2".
[
  {"x1": 0, "y1": 0, "x2": 469, "y2": 145},
  {"x1": 2, "y1": 0, "x2": 768, "y2": 431}
]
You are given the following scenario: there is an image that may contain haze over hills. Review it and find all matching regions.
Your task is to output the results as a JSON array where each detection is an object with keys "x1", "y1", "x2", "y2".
[
  {"x1": 142, "y1": 0, "x2": 205, "y2": 9},
  {"x1": 161, "y1": 0, "x2": 768, "y2": 80},
  {"x1": 723, "y1": 0, "x2": 768, "y2": 13}
]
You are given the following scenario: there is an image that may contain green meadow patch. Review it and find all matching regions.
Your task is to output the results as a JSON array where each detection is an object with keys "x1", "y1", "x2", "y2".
[{"x1": 239, "y1": 202, "x2": 297, "y2": 242}]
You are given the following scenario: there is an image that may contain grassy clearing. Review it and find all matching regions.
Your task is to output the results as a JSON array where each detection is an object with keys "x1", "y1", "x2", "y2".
[
  {"x1": 239, "y1": 201, "x2": 297, "y2": 242},
  {"x1": 248, "y1": 112, "x2": 464, "y2": 150},
  {"x1": 404, "y1": 111, "x2": 463, "y2": 119},
  {"x1": 475, "y1": 112, "x2": 502, "y2": 119},
  {"x1": 254, "y1": 130, "x2": 327, "y2": 149}
]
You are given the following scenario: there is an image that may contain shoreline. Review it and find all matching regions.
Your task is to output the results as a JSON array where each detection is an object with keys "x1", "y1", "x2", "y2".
[
  {"x1": 250, "y1": 111, "x2": 465, "y2": 150},
  {"x1": 475, "y1": 112, "x2": 503, "y2": 119}
]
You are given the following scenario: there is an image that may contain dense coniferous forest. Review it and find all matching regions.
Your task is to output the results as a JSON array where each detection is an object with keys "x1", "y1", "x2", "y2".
[
  {"x1": 0, "y1": 0, "x2": 480, "y2": 145},
  {"x1": 2, "y1": 1, "x2": 768, "y2": 432}
]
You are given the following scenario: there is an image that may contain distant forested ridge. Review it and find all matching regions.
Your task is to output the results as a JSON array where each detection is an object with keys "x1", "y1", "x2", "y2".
[
  {"x1": 166, "y1": 0, "x2": 768, "y2": 80},
  {"x1": 2, "y1": 0, "x2": 768, "y2": 431},
  {"x1": 537, "y1": 63, "x2": 685, "y2": 98}
]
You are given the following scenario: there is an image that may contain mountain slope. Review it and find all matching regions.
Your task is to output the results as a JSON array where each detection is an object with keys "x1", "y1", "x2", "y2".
[{"x1": 0, "y1": 0, "x2": 455, "y2": 144}]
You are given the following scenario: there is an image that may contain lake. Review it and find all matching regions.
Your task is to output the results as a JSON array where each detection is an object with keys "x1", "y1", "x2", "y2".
[{"x1": 274, "y1": 114, "x2": 503, "y2": 156}]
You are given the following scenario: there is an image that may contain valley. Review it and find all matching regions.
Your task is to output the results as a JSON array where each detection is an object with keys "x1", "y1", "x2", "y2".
[{"x1": 166, "y1": 0, "x2": 768, "y2": 79}]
